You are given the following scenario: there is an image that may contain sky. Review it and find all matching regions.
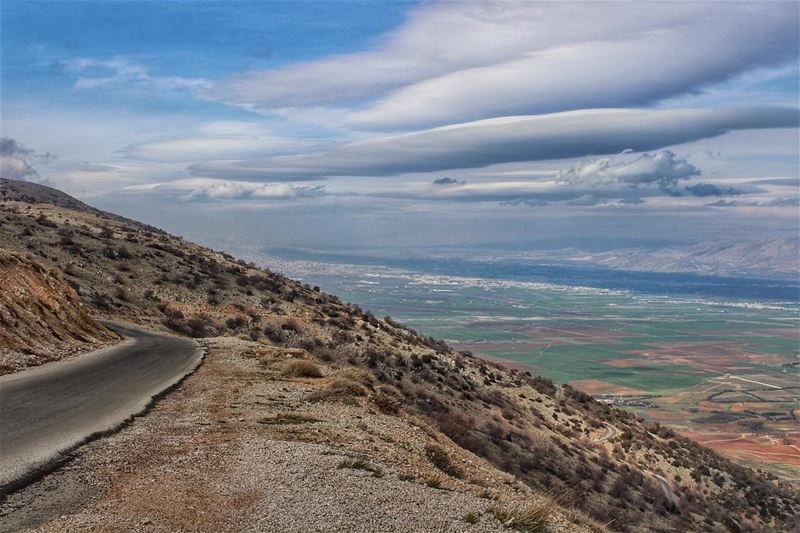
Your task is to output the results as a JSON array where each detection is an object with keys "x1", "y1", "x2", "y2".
[{"x1": 1, "y1": 1, "x2": 798, "y2": 256}]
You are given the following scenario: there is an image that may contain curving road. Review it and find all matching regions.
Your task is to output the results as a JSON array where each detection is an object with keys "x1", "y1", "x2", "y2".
[{"x1": 0, "y1": 322, "x2": 203, "y2": 492}]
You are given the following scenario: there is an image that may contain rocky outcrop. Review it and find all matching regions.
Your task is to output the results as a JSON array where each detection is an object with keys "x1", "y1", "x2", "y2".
[{"x1": 0, "y1": 249, "x2": 116, "y2": 374}]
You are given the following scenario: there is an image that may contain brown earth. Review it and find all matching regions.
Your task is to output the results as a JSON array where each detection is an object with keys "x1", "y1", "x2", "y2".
[{"x1": 0, "y1": 249, "x2": 117, "y2": 373}]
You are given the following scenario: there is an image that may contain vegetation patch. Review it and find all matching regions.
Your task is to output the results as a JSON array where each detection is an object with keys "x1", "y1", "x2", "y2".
[
  {"x1": 257, "y1": 413, "x2": 322, "y2": 425},
  {"x1": 490, "y1": 500, "x2": 554, "y2": 533},
  {"x1": 337, "y1": 457, "x2": 383, "y2": 477},
  {"x1": 281, "y1": 359, "x2": 323, "y2": 378},
  {"x1": 424, "y1": 443, "x2": 462, "y2": 478},
  {"x1": 307, "y1": 377, "x2": 368, "y2": 403}
]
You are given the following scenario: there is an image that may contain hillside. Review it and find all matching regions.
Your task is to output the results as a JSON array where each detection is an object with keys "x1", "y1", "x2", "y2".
[
  {"x1": 0, "y1": 249, "x2": 116, "y2": 373},
  {"x1": 0, "y1": 178, "x2": 797, "y2": 532}
]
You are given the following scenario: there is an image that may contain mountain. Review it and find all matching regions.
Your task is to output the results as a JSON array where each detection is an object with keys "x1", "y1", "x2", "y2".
[
  {"x1": 568, "y1": 239, "x2": 799, "y2": 280},
  {"x1": 0, "y1": 178, "x2": 797, "y2": 532}
]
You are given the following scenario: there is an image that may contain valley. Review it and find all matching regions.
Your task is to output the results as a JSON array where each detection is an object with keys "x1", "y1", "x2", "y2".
[{"x1": 249, "y1": 251, "x2": 800, "y2": 481}]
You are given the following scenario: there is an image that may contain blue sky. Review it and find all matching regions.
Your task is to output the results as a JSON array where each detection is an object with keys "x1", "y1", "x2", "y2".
[{"x1": 1, "y1": 1, "x2": 798, "y2": 254}]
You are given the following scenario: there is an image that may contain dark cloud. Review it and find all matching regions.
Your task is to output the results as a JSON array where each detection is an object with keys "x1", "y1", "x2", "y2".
[
  {"x1": 619, "y1": 197, "x2": 646, "y2": 205},
  {"x1": 432, "y1": 177, "x2": 462, "y2": 185},
  {"x1": 685, "y1": 183, "x2": 740, "y2": 197},
  {"x1": 705, "y1": 196, "x2": 798, "y2": 208},
  {"x1": 0, "y1": 138, "x2": 55, "y2": 182}
]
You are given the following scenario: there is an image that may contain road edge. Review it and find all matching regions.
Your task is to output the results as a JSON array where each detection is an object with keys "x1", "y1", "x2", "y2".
[{"x1": 0, "y1": 339, "x2": 206, "y2": 500}]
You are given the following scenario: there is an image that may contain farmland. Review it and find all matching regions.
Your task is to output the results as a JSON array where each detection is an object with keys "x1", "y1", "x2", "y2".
[{"x1": 258, "y1": 252, "x2": 800, "y2": 480}]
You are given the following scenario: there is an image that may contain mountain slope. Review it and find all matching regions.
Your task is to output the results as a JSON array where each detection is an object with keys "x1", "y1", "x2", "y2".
[
  {"x1": 1, "y1": 178, "x2": 797, "y2": 532},
  {"x1": 0, "y1": 249, "x2": 116, "y2": 373}
]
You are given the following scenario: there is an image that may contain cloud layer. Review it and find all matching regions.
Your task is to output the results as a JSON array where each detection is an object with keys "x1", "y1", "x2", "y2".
[
  {"x1": 186, "y1": 107, "x2": 798, "y2": 180},
  {"x1": 126, "y1": 178, "x2": 325, "y2": 202},
  {"x1": 207, "y1": 2, "x2": 799, "y2": 130}
]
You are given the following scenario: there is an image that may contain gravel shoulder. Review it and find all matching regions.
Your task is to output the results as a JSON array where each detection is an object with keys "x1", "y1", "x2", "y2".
[{"x1": 0, "y1": 336, "x2": 589, "y2": 532}]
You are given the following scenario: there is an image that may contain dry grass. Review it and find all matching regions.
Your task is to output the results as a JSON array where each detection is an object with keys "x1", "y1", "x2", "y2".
[
  {"x1": 334, "y1": 367, "x2": 374, "y2": 387},
  {"x1": 424, "y1": 443, "x2": 462, "y2": 478},
  {"x1": 308, "y1": 377, "x2": 368, "y2": 403},
  {"x1": 281, "y1": 359, "x2": 323, "y2": 378},
  {"x1": 337, "y1": 457, "x2": 383, "y2": 477},
  {"x1": 372, "y1": 385, "x2": 403, "y2": 414},
  {"x1": 490, "y1": 499, "x2": 555, "y2": 533}
]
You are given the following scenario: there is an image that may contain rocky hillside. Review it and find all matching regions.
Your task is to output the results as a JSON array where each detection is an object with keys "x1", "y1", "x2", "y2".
[
  {"x1": 1, "y1": 178, "x2": 797, "y2": 532},
  {"x1": 0, "y1": 249, "x2": 116, "y2": 373}
]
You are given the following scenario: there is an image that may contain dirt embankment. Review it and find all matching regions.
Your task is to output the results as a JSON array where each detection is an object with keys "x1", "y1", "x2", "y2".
[{"x1": 0, "y1": 250, "x2": 117, "y2": 374}]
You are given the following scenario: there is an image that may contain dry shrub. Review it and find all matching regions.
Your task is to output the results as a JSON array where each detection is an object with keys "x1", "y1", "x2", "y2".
[
  {"x1": 282, "y1": 359, "x2": 323, "y2": 378},
  {"x1": 337, "y1": 457, "x2": 382, "y2": 477},
  {"x1": 490, "y1": 499, "x2": 555, "y2": 533},
  {"x1": 424, "y1": 443, "x2": 462, "y2": 478},
  {"x1": 372, "y1": 385, "x2": 403, "y2": 414},
  {"x1": 335, "y1": 367, "x2": 375, "y2": 387},
  {"x1": 308, "y1": 377, "x2": 368, "y2": 403}
]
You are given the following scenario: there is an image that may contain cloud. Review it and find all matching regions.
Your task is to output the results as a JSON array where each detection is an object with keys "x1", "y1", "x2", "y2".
[
  {"x1": 126, "y1": 129, "x2": 329, "y2": 162},
  {"x1": 62, "y1": 57, "x2": 209, "y2": 92},
  {"x1": 706, "y1": 196, "x2": 799, "y2": 208},
  {"x1": 125, "y1": 178, "x2": 325, "y2": 202},
  {"x1": 685, "y1": 183, "x2": 740, "y2": 197},
  {"x1": 432, "y1": 177, "x2": 462, "y2": 185},
  {"x1": 187, "y1": 107, "x2": 799, "y2": 181},
  {"x1": 205, "y1": 2, "x2": 798, "y2": 130},
  {"x1": 556, "y1": 151, "x2": 699, "y2": 190},
  {"x1": 0, "y1": 138, "x2": 55, "y2": 181}
]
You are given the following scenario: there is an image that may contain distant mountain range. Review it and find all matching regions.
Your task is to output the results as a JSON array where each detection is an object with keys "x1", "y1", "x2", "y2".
[{"x1": 561, "y1": 239, "x2": 798, "y2": 280}]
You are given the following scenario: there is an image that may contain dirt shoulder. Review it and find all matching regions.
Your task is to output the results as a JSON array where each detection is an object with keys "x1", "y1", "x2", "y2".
[{"x1": 0, "y1": 336, "x2": 589, "y2": 533}]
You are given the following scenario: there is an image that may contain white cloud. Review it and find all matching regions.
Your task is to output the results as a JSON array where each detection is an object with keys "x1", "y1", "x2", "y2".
[
  {"x1": 62, "y1": 57, "x2": 210, "y2": 92},
  {"x1": 187, "y1": 107, "x2": 799, "y2": 180},
  {"x1": 0, "y1": 155, "x2": 38, "y2": 180},
  {"x1": 126, "y1": 134, "x2": 328, "y2": 162},
  {"x1": 206, "y1": 2, "x2": 798, "y2": 130},
  {"x1": 126, "y1": 178, "x2": 326, "y2": 202},
  {"x1": 556, "y1": 151, "x2": 699, "y2": 189}
]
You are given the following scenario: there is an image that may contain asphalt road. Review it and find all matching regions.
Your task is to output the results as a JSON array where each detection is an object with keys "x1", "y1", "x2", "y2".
[{"x1": 0, "y1": 322, "x2": 203, "y2": 491}]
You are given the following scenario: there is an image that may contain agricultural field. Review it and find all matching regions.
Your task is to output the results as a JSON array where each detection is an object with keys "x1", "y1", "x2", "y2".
[{"x1": 259, "y1": 252, "x2": 800, "y2": 480}]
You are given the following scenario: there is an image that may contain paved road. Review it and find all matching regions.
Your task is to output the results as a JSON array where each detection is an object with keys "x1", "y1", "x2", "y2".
[{"x1": 0, "y1": 323, "x2": 203, "y2": 491}]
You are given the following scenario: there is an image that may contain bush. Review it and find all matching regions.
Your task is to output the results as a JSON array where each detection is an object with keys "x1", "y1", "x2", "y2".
[
  {"x1": 185, "y1": 314, "x2": 217, "y2": 337},
  {"x1": 372, "y1": 386, "x2": 403, "y2": 414},
  {"x1": 337, "y1": 457, "x2": 382, "y2": 477},
  {"x1": 463, "y1": 512, "x2": 479, "y2": 525},
  {"x1": 335, "y1": 368, "x2": 374, "y2": 387},
  {"x1": 308, "y1": 377, "x2": 368, "y2": 403},
  {"x1": 226, "y1": 316, "x2": 247, "y2": 330},
  {"x1": 490, "y1": 500, "x2": 554, "y2": 533},
  {"x1": 424, "y1": 443, "x2": 462, "y2": 478},
  {"x1": 282, "y1": 359, "x2": 323, "y2": 378},
  {"x1": 264, "y1": 324, "x2": 287, "y2": 343}
]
